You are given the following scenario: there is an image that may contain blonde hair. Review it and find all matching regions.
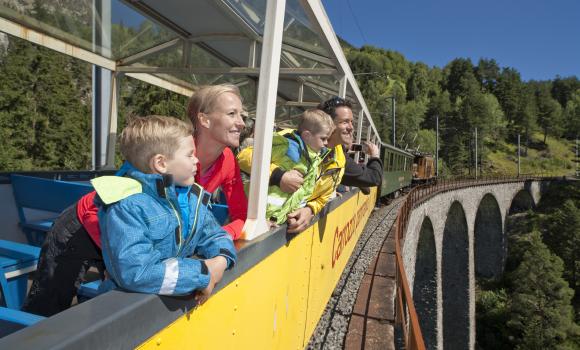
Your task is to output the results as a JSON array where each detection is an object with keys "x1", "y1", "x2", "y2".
[
  {"x1": 187, "y1": 84, "x2": 242, "y2": 134},
  {"x1": 119, "y1": 115, "x2": 193, "y2": 173},
  {"x1": 298, "y1": 109, "x2": 334, "y2": 135}
]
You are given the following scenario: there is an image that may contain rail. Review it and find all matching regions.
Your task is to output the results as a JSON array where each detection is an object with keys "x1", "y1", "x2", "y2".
[{"x1": 393, "y1": 174, "x2": 563, "y2": 350}]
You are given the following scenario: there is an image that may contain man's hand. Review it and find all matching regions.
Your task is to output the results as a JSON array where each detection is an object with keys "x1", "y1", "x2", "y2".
[
  {"x1": 279, "y1": 170, "x2": 304, "y2": 193},
  {"x1": 363, "y1": 141, "x2": 380, "y2": 158},
  {"x1": 287, "y1": 207, "x2": 314, "y2": 233}
]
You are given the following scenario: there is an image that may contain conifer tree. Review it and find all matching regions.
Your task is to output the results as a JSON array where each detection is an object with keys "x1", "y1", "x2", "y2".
[{"x1": 506, "y1": 231, "x2": 579, "y2": 349}]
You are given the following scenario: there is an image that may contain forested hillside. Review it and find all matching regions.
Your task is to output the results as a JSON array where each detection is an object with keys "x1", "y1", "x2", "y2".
[
  {"x1": 0, "y1": 36, "x2": 186, "y2": 171},
  {"x1": 344, "y1": 45, "x2": 580, "y2": 176},
  {"x1": 0, "y1": 31, "x2": 578, "y2": 174}
]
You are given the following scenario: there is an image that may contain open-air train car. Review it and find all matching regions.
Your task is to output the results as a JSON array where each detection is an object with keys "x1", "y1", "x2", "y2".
[{"x1": 0, "y1": 1, "x2": 411, "y2": 348}]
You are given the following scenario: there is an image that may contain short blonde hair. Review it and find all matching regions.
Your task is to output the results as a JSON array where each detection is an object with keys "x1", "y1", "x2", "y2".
[
  {"x1": 187, "y1": 84, "x2": 242, "y2": 134},
  {"x1": 119, "y1": 115, "x2": 193, "y2": 173},
  {"x1": 298, "y1": 109, "x2": 334, "y2": 135}
]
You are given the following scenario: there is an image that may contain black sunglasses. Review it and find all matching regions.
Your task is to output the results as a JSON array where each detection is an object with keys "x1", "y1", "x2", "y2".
[{"x1": 321, "y1": 96, "x2": 351, "y2": 114}]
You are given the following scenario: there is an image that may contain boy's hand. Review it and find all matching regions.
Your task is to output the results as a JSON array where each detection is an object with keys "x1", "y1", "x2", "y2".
[
  {"x1": 205, "y1": 256, "x2": 228, "y2": 285},
  {"x1": 287, "y1": 207, "x2": 313, "y2": 233},
  {"x1": 280, "y1": 170, "x2": 304, "y2": 193},
  {"x1": 195, "y1": 278, "x2": 215, "y2": 304},
  {"x1": 194, "y1": 256, "x2": 227, "y2": 304}
]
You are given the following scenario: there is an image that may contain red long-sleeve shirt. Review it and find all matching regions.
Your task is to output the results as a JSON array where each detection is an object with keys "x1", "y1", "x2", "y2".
[
  {"x1": 195, "y1": 147, "x2": 248, "y2": 240},
  {"x1": 76, "y1": 147, "x2": 248, "y2": 246}
]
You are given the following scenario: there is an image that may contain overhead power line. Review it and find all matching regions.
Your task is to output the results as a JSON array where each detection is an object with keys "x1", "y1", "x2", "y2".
[{"x1": 345, "y1": 0, "x2": 369, "y2": 43}]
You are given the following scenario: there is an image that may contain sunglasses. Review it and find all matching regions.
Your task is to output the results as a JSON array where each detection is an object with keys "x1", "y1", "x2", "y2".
[{"x1": 321, "y1": 96, "x2": 351, "y2": 114}]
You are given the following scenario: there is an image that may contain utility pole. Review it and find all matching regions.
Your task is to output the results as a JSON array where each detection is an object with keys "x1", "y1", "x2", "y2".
[
  {"x1": 435, "y1": 115, "x2": 439, "y2": 177},
  {"x1": 391, "y1": 94, "x2": 396, "y2": 146},
  {"x1": 576, "y1": 135, "x2": 580, "y2": 178},
  {"x1": 517, "y1": 133, "x2": 521, "y2": 177},
  {"x1": 475, "y1": 127, "x2": 478, "y2": 179}
]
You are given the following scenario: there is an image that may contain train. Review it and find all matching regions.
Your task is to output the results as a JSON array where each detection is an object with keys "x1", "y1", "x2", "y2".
[{"x1": 378, "y1": 144, "x2": 437, "y2": 199}]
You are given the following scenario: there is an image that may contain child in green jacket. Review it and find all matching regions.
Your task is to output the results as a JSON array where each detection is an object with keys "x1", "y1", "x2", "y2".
[{"x1": 238, "y1": 109, "x2": 334, "y2": 224}]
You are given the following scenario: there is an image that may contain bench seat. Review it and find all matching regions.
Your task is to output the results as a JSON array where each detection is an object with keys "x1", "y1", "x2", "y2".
[{"x1": 0, "y1": 240, "x2": 40, "y2": 310}]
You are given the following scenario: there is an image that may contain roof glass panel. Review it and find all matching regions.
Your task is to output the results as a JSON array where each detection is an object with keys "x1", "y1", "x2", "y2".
[
  {"x1": 283, "y1": 0, "x2": 329, "y2": 57},
  {"x1": 223, "y1": 0, "x2": 330, "y2": 57},
  {"x1": 0, "y1": 0, "x2": 179, "y2": 60}
]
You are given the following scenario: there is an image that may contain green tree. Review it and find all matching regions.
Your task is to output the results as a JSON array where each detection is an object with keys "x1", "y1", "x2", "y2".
[
  {"x1": 506, "y1": 231, "x2": 579, "y2": 349},
  {"x1": 543, "y1": 200, "x2": 580, "y2": 310},
  {"x1": 443, "y1": 58, "x2": 479, "y2": 102},
  {"x1": 562, "y1": 90, "x2": 580, "y2": 138},
  {"x1": 0, "y1": 38, "x2": 91, "y2": 171},
  {"x1": 536, "y1": 85, "x2": 564, "y2": 144},
  {"x1": 475, "y1": 58, "x2": 500, "y2": 93},
  {"x1": 552, "y1": 76, "x2": 580, "y2": 108}
]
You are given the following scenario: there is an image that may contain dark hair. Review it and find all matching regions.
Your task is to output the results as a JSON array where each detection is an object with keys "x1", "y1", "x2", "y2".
[
  {"x1": 239, "y1": 116, "x2": 255, "y2": 143},
  {"x1": 317, "y1": 96, "x2": 353, "y2": 119}
]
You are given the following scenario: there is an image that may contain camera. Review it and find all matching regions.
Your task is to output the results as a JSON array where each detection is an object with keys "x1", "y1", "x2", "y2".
[{"x1": 350, "y1": 143, "x2": 363, "y2": 152}]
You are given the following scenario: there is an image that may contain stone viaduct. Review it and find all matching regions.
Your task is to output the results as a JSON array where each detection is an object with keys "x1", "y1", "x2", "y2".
[{"x1": 400, "y1": 179, "x2": 553, "y2": 350}]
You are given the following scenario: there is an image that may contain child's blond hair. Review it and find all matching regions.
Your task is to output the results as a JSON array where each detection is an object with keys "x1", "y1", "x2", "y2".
[
  {"x1": 298, "y1": 109, "x2": 334, "y2": 135},
  {"x1": 187, "y1": 84, "x2": 243, "y2": 134},
  {"x1": 119, "y1": 115, "x2": 193, "y2": 173}
]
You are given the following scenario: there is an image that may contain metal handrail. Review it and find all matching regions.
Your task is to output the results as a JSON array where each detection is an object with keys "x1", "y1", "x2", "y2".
[{"x1": 393, "y1": 174, "x2": 560, "y2": 350}]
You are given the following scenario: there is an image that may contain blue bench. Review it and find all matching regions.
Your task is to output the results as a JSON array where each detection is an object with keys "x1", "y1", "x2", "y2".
[
  {"x1": 77, "y1": 280, "x2": 101, "y2": 302},
  {"x1": 0, "y1": 307, "x2": 45, "y2": 338},
  {"x1": 10, "y1": 175, "x2": 93, "y2": 246},
  {"x1": 0, "y1": 240, "x2": 40, "y2": 310}
]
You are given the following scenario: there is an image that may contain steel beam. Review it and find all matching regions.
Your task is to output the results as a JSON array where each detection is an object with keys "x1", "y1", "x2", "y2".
[
  {"x1": 242, "y1": 0, "x2": 286, "y2": 239},
  {"x1": 116, "y1": 65, "x2": 337, "y2": 76},
  {"x1": 0, "y1": 17, "x2": 115, "y2": 70}
]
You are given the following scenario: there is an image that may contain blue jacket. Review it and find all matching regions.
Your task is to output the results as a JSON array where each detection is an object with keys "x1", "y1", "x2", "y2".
[{"x1": 92, "y1": 165, "x2": 236, "y2": 295}]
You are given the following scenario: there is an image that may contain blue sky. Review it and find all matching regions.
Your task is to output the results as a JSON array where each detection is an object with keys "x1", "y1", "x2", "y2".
[{"x1": 321, "y1": 0, "x2": 579, "y2": 81}]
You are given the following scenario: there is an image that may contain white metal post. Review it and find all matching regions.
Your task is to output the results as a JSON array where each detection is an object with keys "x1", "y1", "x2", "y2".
[
  {"x1": 92, "y1": 0, "x2": 112, "y2": 170},
  {"x1": 365, "y1": 125, "x2": 372, "y2": 163},
  {"x1": 338, "y1": 75, "x2": 347, "y2": 98},
  {"x1": 242, "y1": 0, "x2": 286, "y2": 240},
  {"x1": 105, "y1": 72, "x2": 120, "y2": 168}
]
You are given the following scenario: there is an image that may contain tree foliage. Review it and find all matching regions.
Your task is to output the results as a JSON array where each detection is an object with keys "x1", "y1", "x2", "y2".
[{"x1": 346, "y1": 44, "x2": 578, "y2": 174}]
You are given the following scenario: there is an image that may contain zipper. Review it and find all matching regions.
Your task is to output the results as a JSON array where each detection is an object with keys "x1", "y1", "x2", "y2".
[
  {"x1": 176, "y1": 185, "x2": 203, "y2": 257},
  {"x1": 164, "y1": 187, "x2": 182, "y2": 252}
]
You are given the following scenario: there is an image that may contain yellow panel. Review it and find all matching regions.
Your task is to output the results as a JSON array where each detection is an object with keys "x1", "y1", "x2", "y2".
[
  {"x1": 303, "y1": 189, "x2": 376, "y2": 342},
  {"x1": 136, "y1": 188, "x2": 376, "y2": 350}
]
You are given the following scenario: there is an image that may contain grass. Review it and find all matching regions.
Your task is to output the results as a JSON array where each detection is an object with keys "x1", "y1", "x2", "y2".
[{"x1": 484, "y1": 133, "x2": 577, "y2": 177}]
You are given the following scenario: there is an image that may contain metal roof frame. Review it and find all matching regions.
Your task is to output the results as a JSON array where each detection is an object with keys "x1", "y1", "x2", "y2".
[{"x1": 0, "y1": 0, "x2": 384, "y2": 238}]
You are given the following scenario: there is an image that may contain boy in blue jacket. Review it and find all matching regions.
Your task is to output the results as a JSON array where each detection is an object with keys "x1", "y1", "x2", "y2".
[{"x1": 92, "y1": 115, "x2": 236, "y2": 302}]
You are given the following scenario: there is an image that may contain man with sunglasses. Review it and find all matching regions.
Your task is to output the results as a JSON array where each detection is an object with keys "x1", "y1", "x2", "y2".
[{"x1": 282, "y1": 96, "x2": 383, "y2": 233}]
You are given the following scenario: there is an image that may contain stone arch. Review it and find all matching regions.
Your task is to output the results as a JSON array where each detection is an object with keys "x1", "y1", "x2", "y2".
[
  {"x1": 442, "y1": 201, "x2": 469, "y2": 350},
  {"x1": 412, "y1": 216, "x2": 437, "y2": 349},
  {"x1": 509, "y1": 189, "x2": 535, "y2": 214},
  {"x1": 474, "y1": 194, "x2": 504, "y2": 279}
]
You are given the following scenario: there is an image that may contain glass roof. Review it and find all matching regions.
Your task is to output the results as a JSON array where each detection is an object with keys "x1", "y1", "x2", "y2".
[
  {"x1": 0, "y1": 0, "x2": 179, "y2": 59},
  {"x1": 0, "y1": 0, "x2": 379, "y2": 140}
]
